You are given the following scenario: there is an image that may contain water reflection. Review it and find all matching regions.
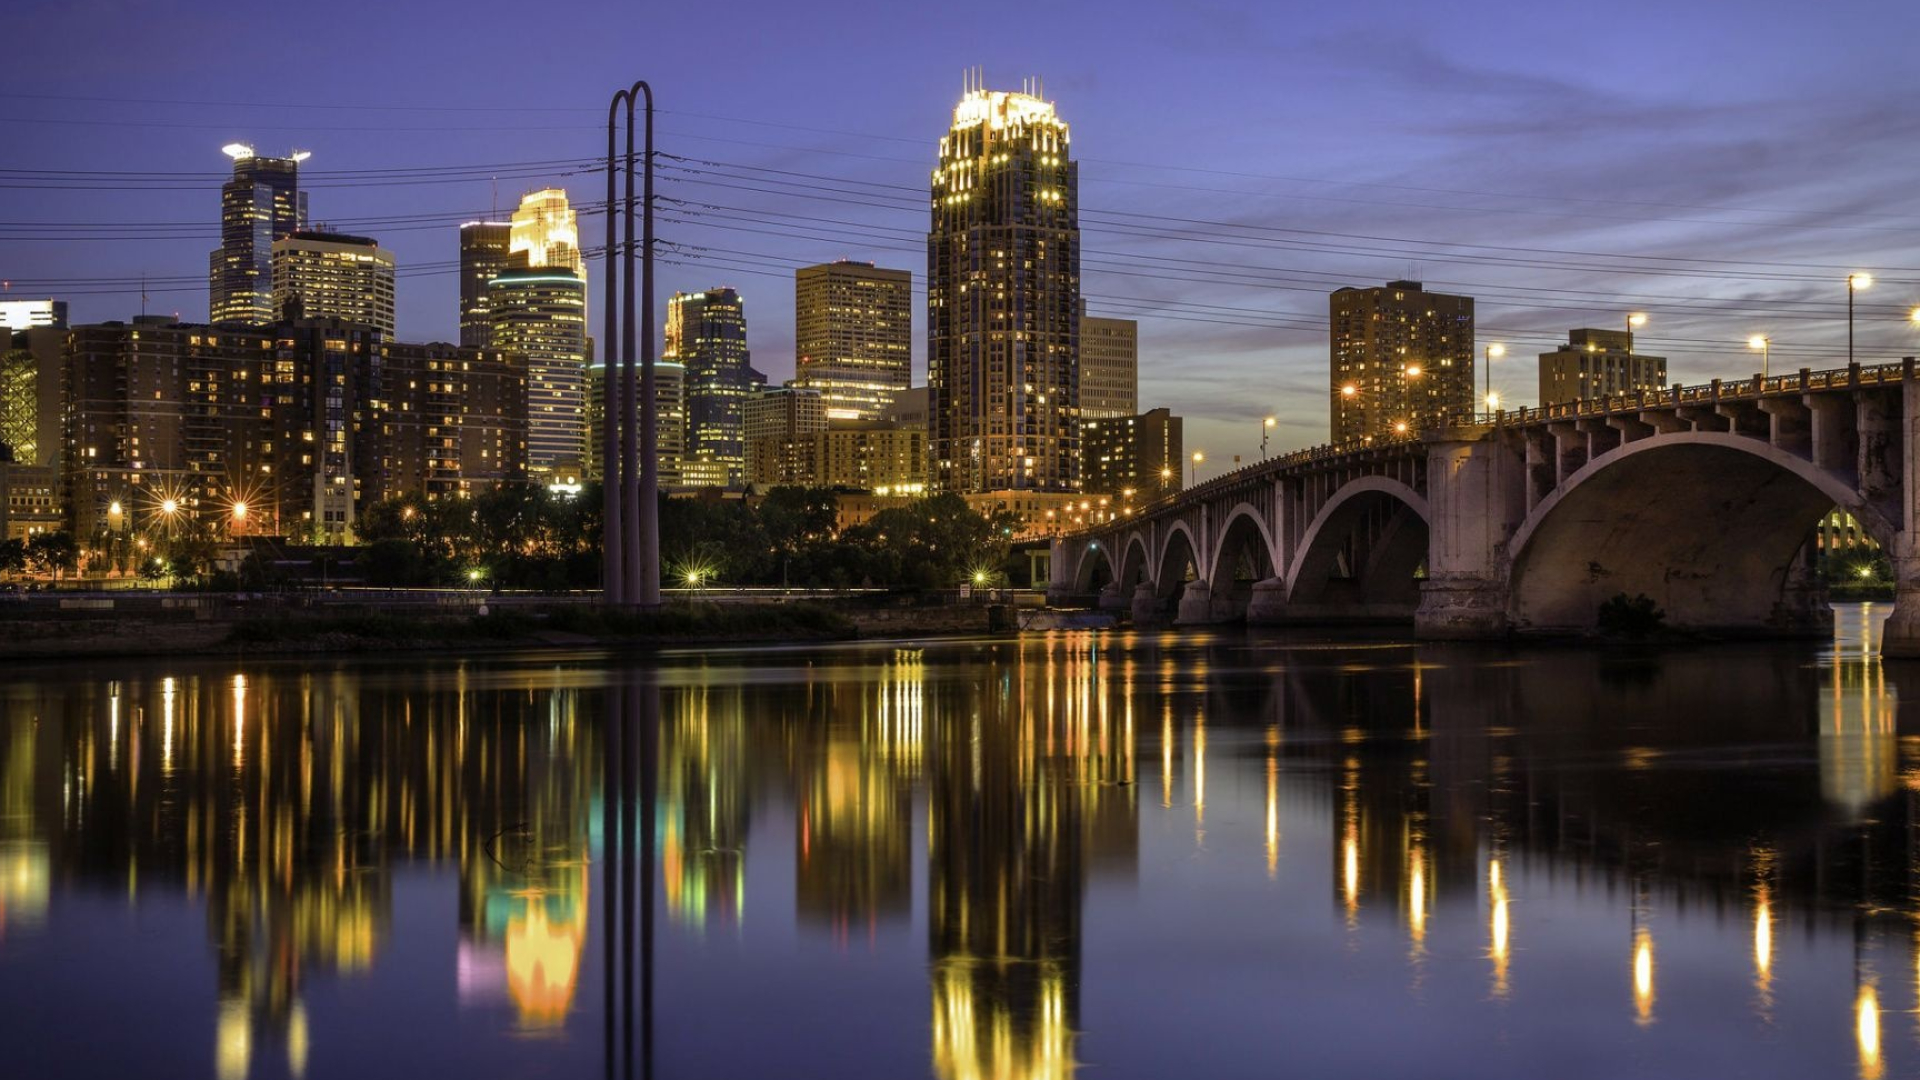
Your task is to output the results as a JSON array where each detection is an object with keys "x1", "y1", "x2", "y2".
[{"x1": 4, "y1": 610, "x2": 1920, "y2": 1077}]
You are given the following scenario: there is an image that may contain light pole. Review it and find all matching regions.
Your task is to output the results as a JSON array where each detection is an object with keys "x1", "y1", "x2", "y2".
[
  {"x1": 1160, "y1": 466, "x2": 1173, "y2": 497},
  {"x1": 1848, "y1": 273, "x2": 1872, "y2": 366},
  {"x1": 1483, "y1": 343, "x2": 1504, "y2": 417},
  {"x1": 1748, "y1": 335, "x2": 1771, "y2": 379},
  {"x1": 1338, "y1": 383, "x2": 1358, "y2": 442},
  {"x1": 1260, "y1": 416, "x2": 1276, "y2": 459},
  {"x1": 1190, "y1": 451, "x2": 1204, "y2": 488},
  {"x1": 1626, "y1": 313, "x2": 1647, "y2": 371}
]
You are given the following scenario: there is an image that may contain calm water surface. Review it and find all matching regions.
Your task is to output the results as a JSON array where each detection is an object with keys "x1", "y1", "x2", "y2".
[{"x1": 3, "y1": 604, "x2": 1917, "y2": 1078}]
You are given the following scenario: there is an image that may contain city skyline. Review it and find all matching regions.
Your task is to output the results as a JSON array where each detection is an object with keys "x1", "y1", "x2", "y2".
[{"x1": 3, "y1": 2, "x2": 1919, "y2": 477}]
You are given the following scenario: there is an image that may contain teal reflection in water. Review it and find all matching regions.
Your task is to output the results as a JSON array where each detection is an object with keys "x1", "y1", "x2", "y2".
[{"x1": 3, "y1": 611, "x2": 1920, "y2": 1078}]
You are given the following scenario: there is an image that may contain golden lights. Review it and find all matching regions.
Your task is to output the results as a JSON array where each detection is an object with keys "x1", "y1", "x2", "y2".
[
  {"x1": 1632, "y1": 926, "x2": 1656, "y2": 1026},
  {"x1": 1488, "y1": 858, "x2": 1511, "y2": 999},
  {"x1": 1857, "y1": 981, "x2": 1883, "y2": 1080}
]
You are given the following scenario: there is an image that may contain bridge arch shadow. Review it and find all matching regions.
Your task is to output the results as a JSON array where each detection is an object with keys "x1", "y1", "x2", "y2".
[
  {"x1": 1507, "y1": 434, "x2": 1893, "y2": 634},
  {"x1": 1284, "y1": 477, "x2": 1430, "y2": 622}
]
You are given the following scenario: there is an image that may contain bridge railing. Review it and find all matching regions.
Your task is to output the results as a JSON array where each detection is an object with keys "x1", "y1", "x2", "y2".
[{"x1": 1067, "y1": 357, "x2": 1917, "y2": 540}]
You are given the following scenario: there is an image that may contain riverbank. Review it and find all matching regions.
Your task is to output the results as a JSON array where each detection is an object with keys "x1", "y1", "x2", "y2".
[{"x1": 0, "y1": 598, "x2": 1003, "y2": 661}]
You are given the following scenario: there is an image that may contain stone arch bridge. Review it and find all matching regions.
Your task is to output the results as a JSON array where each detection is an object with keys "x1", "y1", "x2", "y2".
[{"x1": 1050, "y1": 360, "x2": 1920, "y2": 653}]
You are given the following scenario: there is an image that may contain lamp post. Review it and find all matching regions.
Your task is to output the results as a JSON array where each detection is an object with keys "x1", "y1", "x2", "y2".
[
  {"x1": 1748, "y1": 335, "x2": 1771, "y2": 379},
  {"x1": 1483, "y1": 343, "x2": 1504, "y2": 417},
  {"x1": 1261, "y1": 416, "x2": 1276, "y2": 459},
  {"x1": 1160, "y1": 466, "x2": 1173, "y2": 497},
  {"x1": 1848, "y1": 273, "x2": 1872, "y2": 366},
  {"x1": 1626, "y1": 312, "x2": 1647, "y2": 370},
  {"x1": 1190, "y1": 451, "x2": 1204, "y2": 488}
]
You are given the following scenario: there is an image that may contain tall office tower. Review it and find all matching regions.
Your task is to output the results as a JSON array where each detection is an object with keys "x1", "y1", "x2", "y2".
[
  {"x1": 667, "y1": 288, "x2": 753, "y2": 487},
  {"x1": 209, "y1": 143, "x2": 308, "y2": 326},
  {"x1": 270, "y1": 231, "x2": 397, "y2": 336},
  {"x1": 586, "y1": 358, "x2": 687, "y2": 487},
  {"x1": 509, "y1": 188, "x2": 583, "y2": 274},
  {"x1": 1081, "y1": 408, "x2": 1183, "y2": 498},
  {"x1": 459, "y1": 221, "x2": 521, "y2": 348},
  {"x1": 489, "y1": 268, "x2": 589, "y2": 477},
  {"x1": 0, "y1": 299, "x2": 68, "y2": 331},
  {"x1": 928, "y1": 74, "x2": 1081, "y2": 494},
  {"x1": 745, "y1": 386, "x2": 827, "y2": 486},
  {"x1": 1078, "y1": 301, "x2": 1137, "y2": 419},
  {"x1": 1329, "y1": 280, "x2": 1474, "y2": 442},
  {"x1": 793, "y1": 260, "x2": 913, "y2": 421},
  {"x1": 1537, "y1": 328, "x2": 1668, "y2": 407}
]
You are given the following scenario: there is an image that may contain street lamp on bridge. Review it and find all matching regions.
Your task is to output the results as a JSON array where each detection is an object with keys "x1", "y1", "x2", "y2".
[
  {"x1": 1483, "y1": 343, "x2": 1504, "y2": 416},
  {"x1": 1261, "y1": 416, "x2": 1276, "y2": 459},
  {"x1": 1191, "y1": 451, "x2": 1204, "y2": 487},
  {"x1": 1748, "y1": 335, "x2": 1771, "y2": 379},
  {"x1": 1848, "y1": 273, "x2": 1872, "y2": 365}
]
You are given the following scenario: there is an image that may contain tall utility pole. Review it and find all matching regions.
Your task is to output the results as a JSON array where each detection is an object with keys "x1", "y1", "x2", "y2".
[{"x1": 604, "y1": 81, "x2": 660, "y2": 607}]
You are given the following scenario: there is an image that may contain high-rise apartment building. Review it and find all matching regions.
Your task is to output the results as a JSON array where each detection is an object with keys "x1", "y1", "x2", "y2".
[
  {"x1": 209, "y1": 144, "x2": 308, "y2": 326},
  {"x1": 489, "y1": 268, "x2": 588, "y2": 477},
  {"x1": 794, "y1": 260, "x2": 913, "y2": 421},
  {"x1": 1537, "y1": 329, "x2": 1668, "y2": 407},
  {"x1": 459, "y1": 221, "x2": 521, "y2": 348},
  {"x1": 745, "y1": 387, "x2": 828, "y2": 487},
  {"x1": 509, "y1": 189, "x2": 583, "y2": 274},
  {"x1": 271, "y1": 231, "x2": 397, "y2": 336},
  {"x1": 1079, "y1": 302, "x2": 1137, "y2": 419},
  {"x1": 669, "y1": 288, "x2": 754, "y2": 487},
  {"x1": 590, "y1": 360, "x2": 687, "y2": 487},
  {"x1": 0, "y1": 300, "x2": 68, "y2": 332},
  {"x1": 928, "y1": 76, "x2": 1080, "y2": 494},
  {"x1": 1082, "y1": 408, "x2": 1182, "y2": 499},
  {"x1": 1329, "y1": 280, "x2": 1474, "y2": 442}
]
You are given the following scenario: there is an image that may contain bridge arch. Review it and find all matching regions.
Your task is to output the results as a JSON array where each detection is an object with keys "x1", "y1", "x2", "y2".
[
  {"x1": 1153, "y1": 520, "x2": 1203, "y2": 600},
  {"x1": 1286, "y1": 477, "x2": 1431, "y2": 619},
  {"x1": 1507, "y1": 432, "x2": 1894, "y2": 633},
  {"x1": 1208, "y1": 503, "x2": 1280, "y2": 621},
  {"x1": 1067, "y1": 539, "x2": 1115, "y2": 595},
  {"x1": 1116, "y1": 532, "x2": 1152, "y2": 591}
]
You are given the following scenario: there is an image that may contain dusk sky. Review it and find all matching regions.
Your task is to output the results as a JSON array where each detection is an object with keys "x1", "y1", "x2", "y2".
[{"x1": 6, "y1": 0, "x2": 1919, "y2": 473}]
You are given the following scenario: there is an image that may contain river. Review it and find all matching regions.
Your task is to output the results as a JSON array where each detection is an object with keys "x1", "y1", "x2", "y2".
[{"x1": 0, "y1": 603, "x2": 1911, "y2": 1079}]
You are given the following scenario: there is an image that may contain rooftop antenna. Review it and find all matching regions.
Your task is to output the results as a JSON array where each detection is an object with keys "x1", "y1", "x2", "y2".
[
  {"x1": 491, "y1": 175, "x2": 498, "y2": 219},
  {"x1": 140, "y1": 272, "x2": 147, "y2": 317}
]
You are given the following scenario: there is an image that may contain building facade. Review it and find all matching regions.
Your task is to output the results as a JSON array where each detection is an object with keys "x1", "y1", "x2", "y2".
[
  {"x1": 271, "y1": 231, "x2": 397, "y2": 336},
  {"x1": 0, "y1": 300, "x2": 68, "y2": 332},
  {"x1": 459, "y1": 221, "x2": 520, "y2": 349},
  {"x1": 1082, "y1": 408, "x2": 1182, "y2": 501},
  {"x1": 793, "y1": 261, "x2": 913, "y2": 421},
  {"x1": 1329, "y1": 280, "x2": 1474, "y2": 442},
  {"x1": 489, "y1": 269, "x2": 588, "y2": 478},
  {"x1": 0, "y1": 451, "x2": 60, "y2": 543},
  {"x1": 1079, "y1": 302, "x2": 1138, "y2": 419},
  {"x1": 745, "y1": 387, "x2": 828, "y2": 487},
  {"x1": 209, "y1": 144, "x2": 307, "y2": 327},
  {"x1": 669, "y1": 288, "x2": 754, "y2": 488},
  {"x1": 810, "y1": 421, "x2": 927, "y2": 494},
  {"x1": 928, "y1": 79, "x2": 1081, "y2": 494},
  {"x1": 1537, "y1": 328, "x2": 1668, "y2": 407},
  {"x1": 589, "y1": 359, "x2": 686, "y2": 487}
]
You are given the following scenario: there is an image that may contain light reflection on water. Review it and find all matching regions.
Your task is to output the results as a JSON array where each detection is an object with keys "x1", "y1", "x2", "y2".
[{"x1": 0, "y1": 605, "x2": 1917, "y2": 1078}]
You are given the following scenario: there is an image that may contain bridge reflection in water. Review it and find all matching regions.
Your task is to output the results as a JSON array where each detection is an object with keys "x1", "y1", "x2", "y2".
[{"x1": 3, "y1": 616, "x2": 1920, "y2": 1077}]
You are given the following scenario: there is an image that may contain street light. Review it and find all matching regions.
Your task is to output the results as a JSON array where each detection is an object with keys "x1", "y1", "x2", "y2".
[
  {"x1": 1261, "y1": 416, "x2": 1277, "y2": 459},
  {"x1": 1484, "y1": 343, "x2": 1505, "y2": 416},
  {"x1": 1626, "y1": 313, "x2": 1647, "y2": 372},
  {"x1": 1748, "y1": 335, "x2": 1771, "y2": 379},
  {"x1": 1848, "y1": 273, "x2": 1872, "y2": 365},
  {"x1": 1190, "y1": 451, "x2": 1204, "y2": 487}
]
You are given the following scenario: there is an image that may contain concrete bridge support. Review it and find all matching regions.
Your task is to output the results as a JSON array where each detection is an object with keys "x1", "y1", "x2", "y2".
[
  {"x1": 1414, "y1": 431, "x2": 1526, "y2": 640},
  {"x1": 1881, "y1": 380, "x2": 1920, "y2": 657}
]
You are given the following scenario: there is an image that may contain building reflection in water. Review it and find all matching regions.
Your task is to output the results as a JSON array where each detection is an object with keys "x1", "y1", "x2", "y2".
[{"x1": 659, "y1": 680, "x2": 751, "y2": 931}]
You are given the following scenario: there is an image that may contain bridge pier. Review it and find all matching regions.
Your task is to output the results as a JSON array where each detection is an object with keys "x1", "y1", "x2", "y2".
[
  {"x1": 1175, "y1": 579, "x2": 1226, "y2": 625},
  {"x1": 1131, "y1": 583, "x2": 1171, "y2": 625},
  {"x1": 1246, "y1": 577, "x2": 1288, "y2": 625},
  {"x1": 1883, "y1": 561, "x2": 1920, "y2": 657},
  {"x1": 1097, "y1": 582, "x2": 1129, "y2": 614},
  {"x1": 1414, "y1": 431, "x2": 1525, "y2": 641}
]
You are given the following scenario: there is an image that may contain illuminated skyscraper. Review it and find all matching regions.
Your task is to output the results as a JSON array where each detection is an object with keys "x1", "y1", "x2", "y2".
[
  {"x1": 459, "y1": 221, "x2": 520, "y2": 348},
  {"x1": 589, "y1": 359, "x2": 684, "y2": 486},
  {"x1": 490, "y1": 269, "x2": 588, "y2": 477},
  {"x1": 794, "y1": 260, "x2": 913, "y2": 421},
  {"x1": 209, "y1": 143, "x2": 308, "y2": 327},
  {"x1": 928, "y1": 73, "x2": 1080, "y2": 494},
  {"x1": 668, "y1": 288, "x2": 754, "y2": 488},
  {"x1": 271, "y1": 231, "x2": 396, "y2": 336},
  {"x1": 1329, "y1": 280, "x2": 1474, "y2": 442},
  {"x1": 509, "y1": 189, "x2": 583, "y2": 274}
]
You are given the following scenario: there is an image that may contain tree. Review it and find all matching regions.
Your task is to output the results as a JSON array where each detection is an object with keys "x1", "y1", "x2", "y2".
[{"x1": 23, "y1": 531, "x2": 78, "y2": 577}]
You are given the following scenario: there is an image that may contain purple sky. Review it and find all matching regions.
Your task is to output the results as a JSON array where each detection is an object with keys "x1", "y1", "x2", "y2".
[{"x1": 5, "y1": 0, "x2": 1919, "y2": 472}]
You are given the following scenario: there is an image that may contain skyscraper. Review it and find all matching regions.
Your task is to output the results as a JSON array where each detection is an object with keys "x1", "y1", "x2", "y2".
[
  {"x1": 588, "y1": 359, "x2": 686, "y2": 487},
  {"x1": 1329, "y1": 280, "x2": 1474, "y2": 442},
  {"x1": 271, "y1": 231, "x2": 397, "y2": 335},
  {"x1": 209, "y1": 143, "x2": 308, "y2": 327},
  {"x1": 668, "y1": 288, "x2": 753, "y2": 488},
  {"x1": 794, "y1": 260, "x2": 913, "y2": 421},
  {"x1": 490, "y1": 268, "x2": 588, "y2": 477},
  {"x1": 459, "y1": 221, "x2": 521, "y2": 348},
  {"x1": 928, "y1": 74, "x2": 1080, "y2": 494},
  {"x1": 1078, "y1": 302, "x2": 1137, "y2": 419},
  {"x1": 509, "y1": 189, "x2": 583, "y2": 274}
]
